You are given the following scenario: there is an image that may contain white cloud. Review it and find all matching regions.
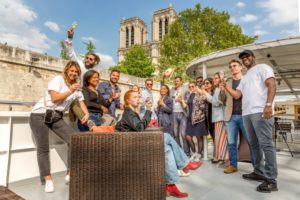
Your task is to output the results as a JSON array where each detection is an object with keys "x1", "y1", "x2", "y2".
[
  {"x1": 257, "y1": 0, "x2": 298, "y2": 26},
  {"x1": 44, "y1": 21, "x2": 60, "y2": 32},
  {"x1": 236, "y1": 2, "x2": 246, "y2": 8},
  {"x1": 280, "y1": 29, "x2": 298, "y2": 37},
  {"x1": 240, "y1": 14, "x2": 258, "y2": 22},
  {"x1": 97, "y1": 53, "x2": 116, "y2": 69},
  {"x1": 0, "y1": 0, "x2": 55, "y2": 52},
  {"x1": 254, "y1": 30, "x2": 269, "y2": 36},
  {"x1": 229, "y1": 16, "x2": 237, "y2": 24},
  {"x1": 81, "y1": 37, "x2": 98, "y2": 43}
]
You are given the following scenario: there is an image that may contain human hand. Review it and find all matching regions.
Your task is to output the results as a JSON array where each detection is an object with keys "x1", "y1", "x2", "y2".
[
  {"x1": 67, "y1": 27, "x2": 74, "y2": 39},
  {"x1": 159, "y1": 98, "x2": 165, "y2": 106},
  {"x1": 80, "y1": 113, "x2": 89, "y2": 124},
  {"x1": 263, "y1": 106, "x2": 272, "y2": 119},
  {"x1": 101, "y1": 105, "x2": 108, "y2": 113},
  {"x1": 70, "y1": 83, "x2": 81, "y2": 93}
]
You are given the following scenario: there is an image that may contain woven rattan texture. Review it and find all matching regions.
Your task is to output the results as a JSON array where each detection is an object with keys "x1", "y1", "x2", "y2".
[
  {"x1": 69, "y1": 132, "x2": 165, "y2": 200},
  {"x1": 0, "y1": 186, "x2": 24, "y2": 200}
]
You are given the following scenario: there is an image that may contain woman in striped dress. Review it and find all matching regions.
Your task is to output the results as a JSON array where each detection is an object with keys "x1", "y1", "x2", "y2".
[{"x1": 201, "y1": 73, "x2": 229, "y2": 163}]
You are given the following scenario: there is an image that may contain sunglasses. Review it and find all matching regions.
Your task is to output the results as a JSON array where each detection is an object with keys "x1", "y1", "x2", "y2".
[
  {"x1": 204, "y1": 82, "x2": 211, "y2": 85},
  {"x1": 86, "y1": 56, "x2": 95, "y2": 61},
  {"x1": 189, "y1": 85, "x2": 195, "y2": 88},
  {"x1": 146, "y1": 83, "x2": 153, "y2": 86}
]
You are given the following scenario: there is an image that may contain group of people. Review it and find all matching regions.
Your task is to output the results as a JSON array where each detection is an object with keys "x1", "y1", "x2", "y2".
[{"x1": 29, "y1": 25, "x2": 278, "y2": 197}]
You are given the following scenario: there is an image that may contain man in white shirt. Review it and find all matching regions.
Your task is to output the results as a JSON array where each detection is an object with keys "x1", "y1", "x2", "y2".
[{"x1": 223, "y1": 50, "x2": 278, "y2": 193}]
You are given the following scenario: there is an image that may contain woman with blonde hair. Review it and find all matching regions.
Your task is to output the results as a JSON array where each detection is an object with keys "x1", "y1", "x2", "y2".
[{"x1": 30, "y1": 61, "x2": 90, "y2": 193}]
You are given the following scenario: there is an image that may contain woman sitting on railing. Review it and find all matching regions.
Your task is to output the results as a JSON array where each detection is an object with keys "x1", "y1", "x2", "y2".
[
  {"x1": 116, "y1": 90, "x2": 202, "y2": 198},
  {"x1": 78, "y1": 70, "x2": 112, "y2": 131},
  {"x1": 30, "y1": 61, "x2": 90, "y2": 193}
]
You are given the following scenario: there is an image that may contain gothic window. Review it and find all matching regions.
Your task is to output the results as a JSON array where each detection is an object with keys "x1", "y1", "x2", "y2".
[
  {"x1": 126, "y1": 27, "x2": 129, "y2": 48},
  {"x1": 159, "y1": 19, "x2": 163, "y2": 41},
  {"x1": 165, "y1": 18, "x2": 169, "y2": 34},
  {"x1": 131, "y1": 26, "x2": 134, "y2": 45}
]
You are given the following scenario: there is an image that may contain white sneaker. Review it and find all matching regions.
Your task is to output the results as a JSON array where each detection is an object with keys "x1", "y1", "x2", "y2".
[
  {"x1": 189, "y1": 152, "x2": 197, "y2": 161},
  {"x1": 45, "y1": 180, "x2": 55, "y2": 193},
  {"x1": 193, "y1": 153, "x2": 201, "y2": 162},
  {"x1": 178, "y1": 170, "x2": 190, "y2": 177},
  {"x1": 65, "y1": 174, "x2": 70, "y2": 183}
]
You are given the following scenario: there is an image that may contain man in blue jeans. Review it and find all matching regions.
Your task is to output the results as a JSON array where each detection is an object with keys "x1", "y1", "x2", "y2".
[
  {"x1": 223, "y1": 50, "x2": 278, "y2": 193},
  {"x1": 223, "y1": 59, "x2": 253, "y2": 174}
]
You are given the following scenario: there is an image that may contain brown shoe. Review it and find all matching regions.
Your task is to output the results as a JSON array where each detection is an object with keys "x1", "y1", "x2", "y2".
[{"x1": 224, "y1": 166, "x2": 238, "y2": 174}]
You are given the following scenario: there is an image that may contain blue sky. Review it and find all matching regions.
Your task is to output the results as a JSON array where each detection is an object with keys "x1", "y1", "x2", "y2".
[{"x1": 0, "y1": 0, "x2": 298, "y2": 68}]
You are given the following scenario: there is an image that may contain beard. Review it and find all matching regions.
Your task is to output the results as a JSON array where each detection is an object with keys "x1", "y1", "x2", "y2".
[{"x1": 85, "y1": 62, "x2": 94, "y2": 69}]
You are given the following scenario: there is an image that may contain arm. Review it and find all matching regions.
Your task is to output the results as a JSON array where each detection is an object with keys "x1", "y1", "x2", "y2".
[
  {"x1": 82, "y1": 88, "x2": 103, "y2": 111},
  {"x1": 49, "y1": 83, "x2": 80, "y2": 104},
  {"x1": 124, "y1": 110, "x2": 152, "y2": 131},
  {"x1": 97, "y1": 82, "x2": 111, "y2": 100},
  {"x1": 204, "y1": 88, "x2": 224, "y2": 106},
  {"x1": 159, "y1": 97, "x2": 173, "y2": 114},
  {"x1": 78, "y1": 100, "x2": 90, "y2": 124},
  {"x1": 64, "y1": 27, "x2": 78, "y2": 61},
  {"x1": 263, "y1": 77, "x2": 276, "y2": 119}
]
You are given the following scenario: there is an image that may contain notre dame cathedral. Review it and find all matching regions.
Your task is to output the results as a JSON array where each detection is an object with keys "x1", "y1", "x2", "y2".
[{"x1": 118, "y1": 5, "x2": 176, "y2": 65}]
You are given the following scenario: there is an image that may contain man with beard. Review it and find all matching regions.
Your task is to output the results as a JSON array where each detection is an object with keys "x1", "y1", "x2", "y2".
[
  {"x1": 223, "y1": 50, "x2": 278, "y2": 193},
  {"x1": 65, "y1": 27, "x2": 101, "y2": 129},
  {"x1": 97, "y1": 70, "x2": 124, "y2": 118}
]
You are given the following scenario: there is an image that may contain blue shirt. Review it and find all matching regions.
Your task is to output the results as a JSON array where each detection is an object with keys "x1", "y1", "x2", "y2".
[{"x1": 97, "y1": 81, "x2": 121, "y2": 118}]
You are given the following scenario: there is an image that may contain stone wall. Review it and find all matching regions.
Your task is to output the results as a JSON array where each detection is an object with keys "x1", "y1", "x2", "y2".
[{"x1": 0, "y1": 44, "x2": 161, "y2": 111}]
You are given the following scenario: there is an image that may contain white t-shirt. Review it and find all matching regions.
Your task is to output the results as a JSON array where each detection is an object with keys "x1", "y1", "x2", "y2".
[
  {"x1": 237, "y1": 64, "x2": 274, "y2": 116},
  {"x1": 32, "y1": 75, "x2": 84, "y2": 113}
]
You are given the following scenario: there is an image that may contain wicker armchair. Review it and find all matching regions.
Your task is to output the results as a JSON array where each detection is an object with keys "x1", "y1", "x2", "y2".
[{"x1": 69, "y1": 132, "x2": 165, "y2": 200}]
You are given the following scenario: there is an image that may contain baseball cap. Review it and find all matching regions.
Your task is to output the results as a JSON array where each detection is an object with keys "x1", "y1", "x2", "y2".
[{"x1": 238, "y1": 50, "x2": 254, "y2": 59}]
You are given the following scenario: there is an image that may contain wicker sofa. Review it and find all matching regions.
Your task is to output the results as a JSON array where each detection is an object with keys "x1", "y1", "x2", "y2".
[{"x1": 69, "y1": 131, "x2": 165, "y2": 200}]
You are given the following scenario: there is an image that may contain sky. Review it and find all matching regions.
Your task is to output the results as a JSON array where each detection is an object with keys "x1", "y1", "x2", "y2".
[{"x1": 0, "y1": 0, "x2": 299, "y2": 69}]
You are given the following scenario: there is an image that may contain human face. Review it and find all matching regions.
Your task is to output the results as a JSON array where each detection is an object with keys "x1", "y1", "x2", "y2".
[
  {"x1": 240, "y1": 55, "x2": 255, "y2": 69},
  {"x1": 188, "y1": 83, "x2": 196, "y2": 92},
  {"x1": 174, "y1": 78, "x2": 182, "y2": 88},
  {"x1": 160, "y1": 86, "x2": 168, "y2": 96},
  {"x1": 88, "y1": 73, "x2": 100, "y2": 88},
  {"x1": 213, "y1": 74, "x2": 221, "y2": 87},
  {"x1": 196, "y1": 78, "x2": 203, "y2": 86},
  {"x1": 85, "y1": 55, "x2": 97, "y2": 69},
  {"x1": 132, "y1": 86, "x2": 139, "y2": 93},
  {"x1": 127, "y1": 92, "x2": 140, "y2": 108},
  {"x1": 67, "y1": 66, "x2": 79, "y2": 81},
  {"x1": 229, "y1": 62, "x2": 242, "y2": 76},
  {"x1": 110, "y1": 72, "x2": 120, "y2": 84},
  {"x1": 204, "y1": 80, "x2": 212, "y2": 91},
  {"x1": 145, "y1": 81, "x2": 153, "y2": 90}
]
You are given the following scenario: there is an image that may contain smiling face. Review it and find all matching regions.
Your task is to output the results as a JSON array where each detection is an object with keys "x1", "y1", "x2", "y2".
[
  {"x1": 188, "y1": 83, "x2": 196, "y2": 92},
  {"x1": 88, "y1": 72, "x2": 100, "y2": 88},
  {"x1": 85, "y1": 54, "x2": 97, "y2": 69},
  {"x1": 204, "y1": 79, "x2": 213, "y2": 91},
  {"x1": 240, "y1": 54, "x2": 255, "y2": 69},
  {"x1": 145, "y1": 80, "x2": 153, "y2": 91},
  {"x1": 67, "y1": 65, "x2": 80, "y2": 82},
  {"x1": 213, "y1": 74, "x2": 221, "y2": 87},
  {"x1": 110, "y1": 71, "x2": 120, "y2": 84},
  {"x1": 160, "y1": 85, "x2": 169, "y2": 96},
  {"x1": 174, "y1": 77, "x2": 182, "y2": 88}
]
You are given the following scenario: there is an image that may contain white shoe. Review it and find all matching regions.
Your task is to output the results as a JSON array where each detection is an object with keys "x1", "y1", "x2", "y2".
[
  {"x1": 189, "y1": 152, "x2": 197, "y2": 161},
  {"x1": 193, "y1": 153, "x2": 201, "y2": 162},
  {"x1": 65, "y1": 174, "x2": 70, "y2": 183},
  {"x1": 45, "y1": 180, "x2": 55, "y2": 193},
  {"x1": 178, "y1": 170, "x2": 190, "y2": 177}
]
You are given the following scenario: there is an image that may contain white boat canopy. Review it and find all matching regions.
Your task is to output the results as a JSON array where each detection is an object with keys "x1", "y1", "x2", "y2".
[{"x1": 186, "y1": 36, "x2": 300, "y2": 97}]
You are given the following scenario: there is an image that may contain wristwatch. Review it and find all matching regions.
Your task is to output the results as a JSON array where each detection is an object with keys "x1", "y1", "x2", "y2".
[{"x1": 265, "y1": 103, "x2": 272, "y2": 107}]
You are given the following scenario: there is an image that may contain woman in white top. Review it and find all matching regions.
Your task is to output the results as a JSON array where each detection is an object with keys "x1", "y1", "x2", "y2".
[{"x1": 30, "y1": 61, "x2": 89, "y2": 193}]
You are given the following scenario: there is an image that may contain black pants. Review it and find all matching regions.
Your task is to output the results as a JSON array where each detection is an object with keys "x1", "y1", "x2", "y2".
[{"x1": 30, "y1": 113, "x2": 75, "y2": 177}]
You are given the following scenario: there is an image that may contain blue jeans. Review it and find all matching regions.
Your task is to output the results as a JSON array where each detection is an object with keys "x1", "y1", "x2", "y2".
[
  {"x1": 77, "y1": 112, "x2": 102, "y2": 132},
  {"x1": 243, "y1": 113, "x2": 277, "y2": 181},
  {"x1": 173, "y1": 112, "x2": 189, "y2": 156},
  {"x1": 164, "y1": 133, "x2": 189, "y2": 184},
  {"x1": 225, "y1": 115, "x2": 253, "y2": 168}
]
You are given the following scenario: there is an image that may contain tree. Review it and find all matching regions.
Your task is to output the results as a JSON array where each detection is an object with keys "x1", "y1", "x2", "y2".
[
  {"x1": 110, "y1": 45, "x2": 155, "y2": 78},
  {"x1": 159, "y1": 3, "x2": 257, "y2": 79},
  {"x1": 59, "y1": 40, "x2": 69, "y2": 60},
  {"x1": 84, "y1": 40, "x2": 96, "y2": 56}
]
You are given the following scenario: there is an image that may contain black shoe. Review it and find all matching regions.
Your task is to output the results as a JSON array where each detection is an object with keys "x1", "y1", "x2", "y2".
[
  {"x1": 242, "y1": 172, "x2": 266, "y2": 182},
  {"x1": 256, "y1": 180, "x2": 278, "y2": 193},
  {"x1": 211, "y1": 159, "x2": 219, "y2": 164}
]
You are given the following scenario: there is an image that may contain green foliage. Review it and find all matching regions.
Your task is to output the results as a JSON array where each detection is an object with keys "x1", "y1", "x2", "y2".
[
  {"x1": 84, "y1": 40, "x2": 96, "y2": 56},
  {"x1": 159, "y1": 3, "x2": 257, "y2": 79},
  {"x1": 110, "y1": 45, "x2": 155, "y2": 78},
  {"x1": 59, "y1": 41, "x2": 68, "y2": 60}
]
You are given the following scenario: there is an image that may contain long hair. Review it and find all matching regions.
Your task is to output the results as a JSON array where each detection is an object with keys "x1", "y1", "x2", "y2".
[
  {"x1": 83, "y1": 70, "x2": 99, "y2": 87},
  {"x1": 160, "y1": 84, "x2": 170, "y2": 96},
  {"x1": 204, "y1": 77, "x2": 214, "y2": 92},
  {"x1": 62, "y1": 61, "x2": 81, "y2": 86},
  {"x1": 124, "y1": 90, "x2": 139, "y2": 113}
]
